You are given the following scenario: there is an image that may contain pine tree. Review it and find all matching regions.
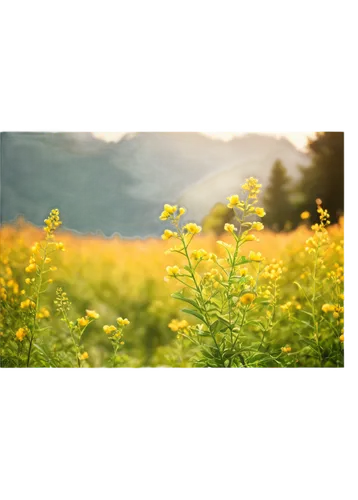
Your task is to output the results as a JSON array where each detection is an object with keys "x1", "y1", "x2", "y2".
[
  {"x1": 264, "y1": 160, "x2": 292, "y2": 231},
  {"x1": 300, "y1": 132, "x2": 344, "y2": 222}
]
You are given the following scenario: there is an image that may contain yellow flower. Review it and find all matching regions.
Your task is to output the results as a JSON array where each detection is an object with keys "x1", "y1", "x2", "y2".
[
  {"x1": 249, "y1": 251, "x2": 263, "y2": 262},
  {"x1": 166, "y1": 265, "x2": 180, "y2": 276},
  {"x1": 16, "y1": 327, "x2": 27, "y2": 342},
  {"x1": 224, "y1": 223, "x2": 237, "y2": 233},
  {"x1": 86, "y1": 309, "x2": 99, "y2": 319},
  {"x1": 244, "y1": 234, "x2": 258, "y2": 242},
  {"x1": 31, "y1": 242, "x2": 41, "y2": 253},
  {"x1": 226, "y1": 195, "x2": 240, "y2": 209},
  {"x1": 159, "y1": 211, "x2": 170, "y2": 220},
  {"x1": 164, "y1": 204, "x2": 177, "y2": 215},
  {"x1": 37, "y1": 307, "x2": 50, "y2": 319},
  {"x1": 79, "y1": 352, "x2": 89, "y2": 360},
  {"x1": 168, "y1": 319, "x2": 189, "y2": 332},
  {"x1": 191, "y1": 249, "x2": 208, "y2": 260},
  {"x1": 340, "y1": 334, "x2": 344, "y2": 343},
  {"x1": 117, "y1": 317, "x2": 130, "y2": 326},
  {"x1": 300, "y1": 211, "x2": 310, "y2": 220},
  {"x1": 56, "y1": 242, "x2": 65, "y2": 251},
  {"x1": 20, "y1": 298, "x2": 36, "y2": 309},
  {"x1": 25, "y1": 278, "x2": 31, "y2": 285},
  {"x1": 239, "y1": 267, "x2": 248, "y2": 276},
  {"x1": 43, "y1": 209, "x2": 62, "y2": 237},
  {"x1": 255, "y1": 207, "x2": 266, "y2": 218},
  {"x1": 103, "y1": 325, "x2": 117, "y2": 335},
  {"x1": 179, "y1": 207, "x2": 186, "y2": 216},
  {"x1": 184, "y1": 223, "x2": 202, "y2": 234},
  {"x1": 322, "y1": 304, "x2": 335, "y2": 313},
  {"x1": 252, "y1": 222, "x2": 264, "y2": 231},
  {"x1": 25, "y1": 263, "x2": 37, "y2": 273},
  {"x1": 239, "y1": 293, "x2": 255, "y2": 305},
  {"x1": 281, "y1": 346, "x2": 292, "y2": 353},
  {"x1": 161, "y1": 229, "x2": 177, "y2": 240},
  {"x1": 78, "y1": 317, "x2": 89, "y2": 327}
]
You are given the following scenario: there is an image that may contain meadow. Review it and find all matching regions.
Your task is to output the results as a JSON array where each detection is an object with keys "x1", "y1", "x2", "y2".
[{"x1": 0, "y1": 178, "x2": 344, "y2": 368}]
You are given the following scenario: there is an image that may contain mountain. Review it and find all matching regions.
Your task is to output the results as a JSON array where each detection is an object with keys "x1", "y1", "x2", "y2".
[
  {"x1": 0, "y1": 132, "x2": 310, "y2": 237},
  {"x1": 179, "y1": 139, "x2": 310, "y2": 223}
]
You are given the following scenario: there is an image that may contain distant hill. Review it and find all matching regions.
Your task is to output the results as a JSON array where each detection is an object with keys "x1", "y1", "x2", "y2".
[
  {"x1": 0, "y1": 132, "x2": 310, "y2": 237},
  {"x1": 179, "y1": 139, "x2": 310, "y2": 226}
]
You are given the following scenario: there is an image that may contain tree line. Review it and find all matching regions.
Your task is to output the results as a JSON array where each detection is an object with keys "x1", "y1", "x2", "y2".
[{"x1": 202, "y1": 132, "x2": 344, "y2": 233}]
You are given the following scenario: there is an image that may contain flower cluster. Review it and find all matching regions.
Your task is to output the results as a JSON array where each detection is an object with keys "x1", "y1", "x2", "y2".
[{"x1": 44, "y1": 208, "x2": 62, "y2": 238}]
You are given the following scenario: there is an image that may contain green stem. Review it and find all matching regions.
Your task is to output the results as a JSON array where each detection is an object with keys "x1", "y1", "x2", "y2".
[{"x1": 26, "y1": 241, "x2": 48, "y2": 367}]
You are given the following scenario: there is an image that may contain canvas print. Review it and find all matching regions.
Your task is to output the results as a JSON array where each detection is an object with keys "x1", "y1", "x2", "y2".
[{"x1": 0, "y1": 132, "x2": 344, "y2": 367}]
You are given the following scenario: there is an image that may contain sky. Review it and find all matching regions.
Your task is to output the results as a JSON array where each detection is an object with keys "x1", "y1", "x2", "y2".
[{"x1": 92, "y1": 132, "x2": 316, "y2": 151}]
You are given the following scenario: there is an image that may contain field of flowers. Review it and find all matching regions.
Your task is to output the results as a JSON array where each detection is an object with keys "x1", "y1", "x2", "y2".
[{"x1": 0, "y1": 178, "x2": 344, "y2": 368}]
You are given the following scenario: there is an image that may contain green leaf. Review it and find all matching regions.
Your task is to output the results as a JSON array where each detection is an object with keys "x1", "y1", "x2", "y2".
[
  {"x1": 171, "y1": 292, "x2": 198, "y2": 309},
  {"x1": 216, "y1": 314, "x2": 231, "y2": 326},
  {"x1": 181, "y1": 308, "x2": 208, "y2": 325},
  {"x1": 235, "y1": 256, "x2": 251, "y2": 266}
]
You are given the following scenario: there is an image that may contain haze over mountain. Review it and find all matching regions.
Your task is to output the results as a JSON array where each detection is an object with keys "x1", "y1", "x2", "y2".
[{"x1": 0, "y1": 132, "x2": 310, "y2": 237}]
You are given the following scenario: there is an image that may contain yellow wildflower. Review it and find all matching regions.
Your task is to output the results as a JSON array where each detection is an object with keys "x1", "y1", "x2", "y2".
[
  {"x1": 79, "y1": 352, "x2": 89, "y2": 360},
  {"x1": 184, "y1": 223, "x2": 202, "y2": 234},
  {"x1": 191, "y1": 249, "x2": 208, "y2": 260},
  {"x1": 252, "y1": 222, "x2": 264, "y2": 231},
  {"x1": 224, "y1": 223, "x2": 237, "y2": 233},
  {"x1": 322, "y1": 304, "x2": 335, "y2": 313},
  {"x1": 117, "y1": 317, "x2": 130, "y2": 326},
  {"x1": 300, "y1": 211, "x2": 310, "y2": 220},
  {"x1": 255, "y1": 207, "x2": 266, "y2": 218},
  {"x1": 43, "y1": 208, "x2": 62, "y2": 237},
  {"x1": 56, "y1": 242, "x2": 65, "y2": 251},
  {"x1": 340, "y1": 334, "x2": 344, "y2": 343},
  {"x1": 239, "y1": 293, "x2": 255, "y2": 305},
  {"x1": 16, "y1": 327, "x2": 27, "y2": 342},
  {"x1": 25, "y1": 278, "x2": 31, "y2": 285},
  {"x1": 25, "y1": 263, "x2": 37, "y2": 273},
  {"x1": 31, "y1": 242, "x2": 41, "y2": 253},
  {"x1": 226, "y1": 195, "x2": 240, "y2": 209},
  {"x1": 179, "y1": 207, "x2": 186, "y2": 216},
  {"x1": 168, "y1": 319, "x2": 189, "y2": 332},
  {"x1": 249, "y1": 251, "x2": 263, "y2": 262},
  {"x1": 159, "y1": 211, "x2": 170, "y2": 220},
  {"x1": 166, "y1": 265, "x2": 180, "y2": 276},
  {"x1": 161, "y1": 229, "x2": 177, "y2": 240},
  {"x1": 20, "y1": 298, "x2": 36, "y2": 309},
  {"x1": 164, "y1": 204, "x2": 177, "y2": 215},
  {"x1": 103, "y1": 325, "x2": 117, "y2": 335},
  {"x1": 86, "y1": 309, "x2": 99, "y2": 319},
  {"x1": 281, "y1": 346, "x2": 292, "y2": 353},
  {"x1": 244, "y1": 234, "x2": 258, "y2": 242},
  {"x1": 78, "y1": 317, "x2": 89, "y2": 327}
]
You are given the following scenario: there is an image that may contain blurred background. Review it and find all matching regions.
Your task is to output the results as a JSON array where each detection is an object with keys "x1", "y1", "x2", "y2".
[
  {"x1": 0, "y1": 131, "x2": 344, "y2": 366},
  {"x1": 1, "y1": 132, "x2": 344, "y2": 236}
]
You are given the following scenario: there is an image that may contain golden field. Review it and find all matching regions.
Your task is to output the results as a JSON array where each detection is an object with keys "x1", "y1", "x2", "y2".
[{"x1": 0, "y1": 198, "x2": 344, "y2": 368}]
